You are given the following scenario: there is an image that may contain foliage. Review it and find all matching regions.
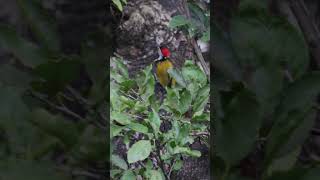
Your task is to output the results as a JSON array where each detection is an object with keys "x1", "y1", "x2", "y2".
[
  {"x1": 110, "y1": 57, "x2": 209, "y2": 179},
  {"x1": 0, "y1": 0, "x2": 108, "y2": 179},
  {"x1": 213, "y1": 1, "x2": 320, "y2": 180},
  {"x1": 112, "y1": 0, "x2": 127, "y2": 12},
  {"x1": 169, "y1": 0, "x2": 210, "y2": 42}
]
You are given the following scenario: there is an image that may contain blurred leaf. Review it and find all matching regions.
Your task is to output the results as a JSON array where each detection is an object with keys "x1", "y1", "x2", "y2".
[
  {"x1": 148, "y1": 109, "x2": 161, "y2": 136},
  {"x1": 247, "y1": 65, "x2": 283, "y2": 102},
  {"x1": 200, "y1": 30, "x2": 210, "y2": 42},
  {"x1": 127, "y1": 140, "x2": 152, "y2": 163},
  {"x1": 0, "y1": 24, "x2": 51, "y2": 67},
  {"x1": 113, "y1": 0, "x2": 123, "y2": 12},
  {"x1": 144, "y1": 169, "x2": 164, "y2": 180},
  {"x1": 111, "y1": 111, "x2": 131, "y2": 125},
  {"x1": 211, "y1": 22, "x2": 242, "y2": 81},
  {"x1": 188, "y1": 2, "x2": 206, "y2": 26},
  {"x1": 113, "y1": 57, "x2": 129, "y2": 79},
  {"x1": 167, "y1": 68, "x2": 187, "y2": 88},
  {"x1": 0, "y1": 86, "x2": 35, "y2": 154},
  {"x1": 179, "y1": 89, "x2": 192, "y2": 114},
  {"x1": 173, "y1": 159, "x2": 183, "y2": 171},
  {"x1": 265, "y1": 167, "x2": 320, "y2": 180},
  {"x1": 0, "y1": 159, "x2": 70, "y2": 180},
  {"x1": 112, "y1": 154, "x2": 128, "y2": 170},
  {"x1": 193, "y1": 84, "x2": 209, "y2": 113},
  {"x1": 127, "y1": 123, "x2": 149, "y2": 134},
  {"x1": 169, "y1": 15, "x2": 190, "y2": 28},
  {"x1": 30, "y1": 108, "x2": 83, "y2": 148},
  {"x1": 111, "y1": 124, "x2": 124, "y2": 138},
  {"x1": 17, "y1": 0, "x2": 60, "y2": 51},
  {"x1": 267, "y1": 147, "x2": 300, "y2": 176},
  {"x1": 32, "y1": 59, "x2": 81, "y2": 95},
  {"x1": 72, "y1": 125, "x2": 107, "y2": 162},
  {"x1": 266, "y1": 72, "x2": 320, "y2": 160},
  {"x1": 111, "y1": 169, "x2": 122, "y2": 179},
  {"x1": 173, "y1": 146, "x2": 201, "y2": 157},
  {"x1": 215, "y1": 88, "x2": 261, "y2": 166},
  {"x1": 230, "y1": 12, "x2": 309, "y2": 78},
  {"x1": 182, "y1": 62, "x2": 207, "y2": 86},
  {"x1": 81, "y1": 30, "x2": 110, "y2": 103},
  {"x1": 0, "y1": 64, "x2": 32, "y2": 89}
]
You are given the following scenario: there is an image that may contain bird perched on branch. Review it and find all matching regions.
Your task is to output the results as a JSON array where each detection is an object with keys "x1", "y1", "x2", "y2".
[{"x1": 153, "y1": 46, "x2": 176, "y2": 88}]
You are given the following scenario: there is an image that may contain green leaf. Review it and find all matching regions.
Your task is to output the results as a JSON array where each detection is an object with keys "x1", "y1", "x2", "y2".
[
  {"x1": 113, "y1": 57, "x2": 129, "y2": 79},
  {"x1": 32, "y1": 59, "x2": 81, "y2": 96},
  {"x1": 266, "y1": 72, "x2": 320, "y2": 161},
  {"x1": 172, "y1": 146, "x2": 201, "y2": 157},
  {"x1": 173, "y1": 160, "x2": 183, "y2": 171},
  {"x1": 179, "y1": 89, "x2": 192, "y2": 114},
  {"x1": 144, "y1": 169, "x2": 164, "y2": 180},
  {"x1": 111, "y1": 111, "x2": 131, "y2": 125},
  {"x1": 266, "y1": 108, "x2": 315, "y2": 164},
  {"x1": 17, "y1": 0, "x2": 60, "y2": 51},
  {"x1": 200, "y1": 30, "x2": 210, "y2": 42},
  {"x1": 0, "y1": 64, "x2": 32, "y2": 89},
  {"x1": 211, "y1": 22, "x2": 242, "y2": 82},
  {"x1": 111, "y1": 169, "x2": 122, "y2": 179},
  {"x1": 120, "y1": 170, "x2": 136, "y2": 180},
  {"x1": 113, "y1": 0, "x2": 123, "y2": 11},
  {"x1": 248, "y1": 65, "x2": 283, "y2": 101},
  {"x1": 265, "y1": 167, "x2": 320, "y2": 180},
  {"x1": 0, "y1": 86, "x2": 34, "y2": 154},
  {"x1": 230, "y1": 12, "x2": 309, "y2": 78},
  {"x1": 71, "y1": 125, "x2": 107, "y2": 162},
  {"x1": 267, "y1": 147, "x2": 300, "y2": 176},
  {"x1": 111, "y1": 154, "x2": 128, "y2": 170},
  {"x1": 111, "y1": 124, "x2": 124, "y2": 138},
  {"x1": 0, "y1": 24, "x2": 51, "y2": 67},
  {"x1": 193, "y1": 84, "x2": 210, "y2": 113},
  {"x1": 127, "y1": 140, "x2": 152, "y2": 163},
  {"x1": 0, "y1": 159, "x2": 70, "y2": 180},
  {"x1": 215, "y1": 88, "x2": 261, "y2": 166},
  {"x1": 182, "y1": 62, "x2": 207, "y2": 86},
  {"x1": 167, "y1": 68, "x2": 187, "y2": 88},
  {"x1": 127, "y1": 123, "x2": 149, "y2": 134},
  {"x1": 30, "y1": 108, "x2": 83, "y2": 148},
  {"x1": 148, "y1": 109, "x2": 161, "y2": 136},
  {"x1": 169, "y1": 15, "x2": 190, "y2": 28},
  {"x1": 81, "y1": 30, "x2": 111, "y2": 102}
]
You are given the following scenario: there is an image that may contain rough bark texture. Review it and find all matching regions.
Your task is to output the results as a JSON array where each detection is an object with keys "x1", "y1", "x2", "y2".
[{"x1": 115, "y1": 0, "x2": 194, "y2": 76}]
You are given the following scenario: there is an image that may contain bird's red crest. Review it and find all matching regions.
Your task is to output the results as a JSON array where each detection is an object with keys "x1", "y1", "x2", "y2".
[{"x1": 160, "y1": 47, "x2": 170, "y2": 57}]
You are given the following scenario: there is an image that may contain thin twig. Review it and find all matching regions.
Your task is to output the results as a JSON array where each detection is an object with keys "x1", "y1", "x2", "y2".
[
  {"x1": 168, "y1": 158, "x2": 177, "y2": 178},
  {"x1": 190, "y1": 131, "x2": 210, "y2": 136},
  {"x1": 30, "y1": 91, "x2": 107, "y2": 131},
  {"x1": 183, "y1": 0, "x2": 210, "y2": 79},
  {"x1": 289, "y1": 0, "x2": 320, "y2": 67},
  {"x1": 66, "y1": 86, "x2": 92, "y2": 106}
]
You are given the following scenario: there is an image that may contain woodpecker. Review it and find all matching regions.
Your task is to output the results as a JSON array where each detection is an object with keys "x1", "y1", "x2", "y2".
[{"x1": 153, "y1": 46, "x2": 176, "y2": 88}]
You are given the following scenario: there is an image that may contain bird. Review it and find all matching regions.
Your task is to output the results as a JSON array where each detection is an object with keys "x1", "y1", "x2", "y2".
[{"x1": 153, "y1": 46, "x2": 176, "y2": 88}]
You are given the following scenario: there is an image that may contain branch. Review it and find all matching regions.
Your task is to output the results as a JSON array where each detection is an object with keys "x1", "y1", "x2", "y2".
[
  {"x1": 288, "y1": 0, "x2": 320, "y2": 68},
  {"x1": 183, "y1": 0, "x2": 210, "y2": 79},
  {"x1": 30, "y1": 91, "x2": 107, "y2": 131}
]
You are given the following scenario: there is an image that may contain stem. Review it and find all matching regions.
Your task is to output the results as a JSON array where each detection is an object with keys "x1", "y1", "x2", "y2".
[
  {"x1": 154, "y1": 138, "x2": 170, "y2": 180},
  {"x1": 183, "y1": 0, "x2": 210, "y2": 79},
  {"x1": 168, "y1": 158, "x2": 177, "y2": 178},
  {"x1": 30, "y1": 91, "x2": 107, "y2": 131}
]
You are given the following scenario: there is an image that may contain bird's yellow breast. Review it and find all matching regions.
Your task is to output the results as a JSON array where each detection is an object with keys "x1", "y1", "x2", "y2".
[{"x1": 156, "y1": 59, "x2": 175, "y2": 87}]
